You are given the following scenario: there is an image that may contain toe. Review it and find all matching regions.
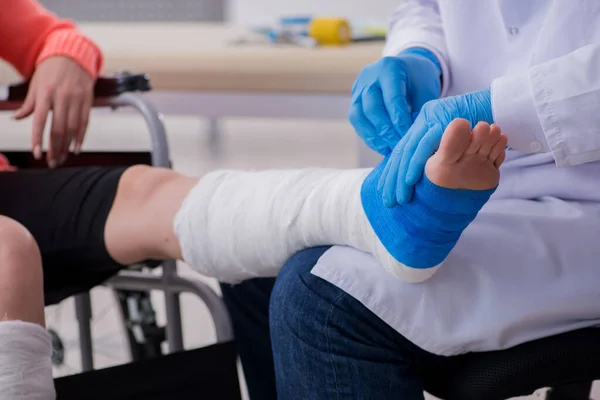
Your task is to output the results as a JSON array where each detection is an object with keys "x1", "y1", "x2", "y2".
[
  {"x1": 465, "y1": 122, "x2": 491, "y2": 155},
  {"x1": 437, "y1": 118, "x2": 472, "y2": 162},
  {"x1": 493, "y1": 139, "x2": 507, "y2": 167},
  {"x1": 477, "y1": 123, "x2": 501, "y2": 157},
  {"x1": 489, "y1": 132, "x2": 508, "y2": 164}
]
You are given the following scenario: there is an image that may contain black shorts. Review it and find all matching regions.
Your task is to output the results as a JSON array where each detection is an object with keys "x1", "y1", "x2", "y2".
[{"x1": 0, "y1": 167, "x2": 128, "y2": 305}]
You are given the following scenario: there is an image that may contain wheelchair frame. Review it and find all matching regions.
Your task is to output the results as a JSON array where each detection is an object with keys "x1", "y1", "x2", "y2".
[{"x1": 1, "y1": 74, "x2": 233, "y2": 372}]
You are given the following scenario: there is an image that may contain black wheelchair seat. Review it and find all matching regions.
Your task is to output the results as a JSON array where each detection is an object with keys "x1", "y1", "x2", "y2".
[{"x1": 424, "y1": 327, "x2": 600, "y2": 399}]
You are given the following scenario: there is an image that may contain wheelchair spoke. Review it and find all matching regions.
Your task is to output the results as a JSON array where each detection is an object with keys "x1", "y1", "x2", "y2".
[
  {"x1": 92, "y1": 300, "x2": 116, "y2": 324},
  {"x1": 93, "y1": 328, "x2": 125, "y2": 342},
  {"x1": 46, "y1": 302, "x2": 66, "y2": 332},
  {"x1": 91, "y1": 344, "x2": 125, "y2": 361},
  {"x1": 48, "y1": 285, "x2": 163, "y2": 376}
]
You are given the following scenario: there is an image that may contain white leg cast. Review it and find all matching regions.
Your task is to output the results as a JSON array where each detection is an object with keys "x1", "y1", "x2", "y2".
[
  {"x1": 174, "y1": 168, "x2": 427, "y2": 283},
  {"x1": 0, "y1": 320, "x2": 55, "y2": 400}
]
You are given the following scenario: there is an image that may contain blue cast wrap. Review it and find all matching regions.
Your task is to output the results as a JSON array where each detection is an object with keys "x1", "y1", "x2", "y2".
[{"x1": 361, "y1": 156, "x2": 496, "y2": 270}]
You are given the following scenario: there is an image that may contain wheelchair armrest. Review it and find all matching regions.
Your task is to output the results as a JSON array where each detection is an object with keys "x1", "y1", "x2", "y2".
[
  {"x1": 5, "y1": 72, "x2": 151, "y2": 102},
  {"x1": 0, "y1": 71, "x2": 170, "y2": 169}
]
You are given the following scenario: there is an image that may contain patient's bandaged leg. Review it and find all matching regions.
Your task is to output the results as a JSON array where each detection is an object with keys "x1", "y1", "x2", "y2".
[
  {"x1": 0, "y1": 320, "x2": 55, "y2": 400},
  {"x1": 174, "y1": 168, "x2": 434, "y2": 283}
]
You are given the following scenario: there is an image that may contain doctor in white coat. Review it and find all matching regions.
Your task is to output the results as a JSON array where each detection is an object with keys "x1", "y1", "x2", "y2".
[{"x1": 264, "y1": 0, "x2": 600, "y2": 398}]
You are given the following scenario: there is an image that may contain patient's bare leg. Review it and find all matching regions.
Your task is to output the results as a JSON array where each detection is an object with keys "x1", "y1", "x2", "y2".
[
  {"x1": 0, "y1": 216, "x2": 54, "y2": 399},
  {"x1": 104, "y1": 165, "x2": 194, "y2": 264},
  {"x1": 0, "y1": 216, "x2": 45, "y2": 325}
]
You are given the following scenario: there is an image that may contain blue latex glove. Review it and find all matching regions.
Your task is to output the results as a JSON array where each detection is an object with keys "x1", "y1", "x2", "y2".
[
  {"x1": 378, "y1": 88, "x2": 494, "y2": 207},
  {"x1": 349, "y1": 48, "x2": 442, "y2": 155}
]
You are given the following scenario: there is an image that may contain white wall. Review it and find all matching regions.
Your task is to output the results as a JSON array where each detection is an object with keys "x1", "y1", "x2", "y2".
[{"x1": 227, "y1": 0, "x2": 399, "y2": 26}]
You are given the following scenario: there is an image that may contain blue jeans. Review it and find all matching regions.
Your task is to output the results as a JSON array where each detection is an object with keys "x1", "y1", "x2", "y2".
[
  {"x1": 223, "y1": 249, "x2": 593, "y2": 399},
  {"x1": 269, "y1": 246, "x2": 446, "y2": 399},
  {"x1": 222, "y1": 247, "x2": 445, "y2": 399},
  {"x1": 220, "y1": 278, "x2": 278, "y2": 400}
]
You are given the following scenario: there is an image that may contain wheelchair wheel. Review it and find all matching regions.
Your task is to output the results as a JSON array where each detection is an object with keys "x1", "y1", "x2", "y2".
[
  {"x1": 114, "y1": 288, "x2": 165, "y2": 362},
  {"x1": 48, "y1": 284, "x2": 165, "y2": 377},
  {"x1": 47, "y1": 287, "x2": 132, "y2": 377},
  {"x1": 113, "y1": 261, "x2": 166, "y2": 362}
]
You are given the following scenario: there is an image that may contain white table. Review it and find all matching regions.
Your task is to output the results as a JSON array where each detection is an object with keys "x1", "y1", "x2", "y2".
[{"x1": 0, "y1": 23, "x2": 384, "y2": 166}]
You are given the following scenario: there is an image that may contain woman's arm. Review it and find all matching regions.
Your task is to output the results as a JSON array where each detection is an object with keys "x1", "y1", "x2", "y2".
[
  {"x1": 1, "y1": 0, "x2": 104, "y2": 167},
  {"x1": 0, "y1": 0, "x2": 102, "y2": 79}
]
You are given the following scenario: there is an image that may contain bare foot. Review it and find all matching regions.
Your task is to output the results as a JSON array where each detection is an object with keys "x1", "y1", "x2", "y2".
[
  {"x1": 425, "y1": 119, "x2": 507, "y2": 190},
  {"x1": 361, "y1": 118, "x2": 507, "y2": 282}
]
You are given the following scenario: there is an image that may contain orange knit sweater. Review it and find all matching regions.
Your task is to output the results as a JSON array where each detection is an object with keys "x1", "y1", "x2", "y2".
[
  {"x1": 0, "y1": 0, "x2": 103, "y2": 79},
  {"x1": 0, "y1": 0, "x2": 103, "y2": 171}
]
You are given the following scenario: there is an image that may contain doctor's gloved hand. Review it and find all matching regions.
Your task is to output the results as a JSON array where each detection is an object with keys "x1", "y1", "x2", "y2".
[
  {"x1": 349, "y1": 48, "x2": 442, "y2": 155},
  {"x1": 378, "y1": 88, "x2": 494, "y2": 207}
]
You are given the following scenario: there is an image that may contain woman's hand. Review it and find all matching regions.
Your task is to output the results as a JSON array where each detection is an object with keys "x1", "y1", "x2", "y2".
[{"x1": 14, "y1": 56, "x2": 94, "y2": 167}]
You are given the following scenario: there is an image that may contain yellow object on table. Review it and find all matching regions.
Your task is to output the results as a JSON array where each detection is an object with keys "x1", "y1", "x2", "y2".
[{"x1": 309, "y1": 18, "x2": 352, "y2": 46}]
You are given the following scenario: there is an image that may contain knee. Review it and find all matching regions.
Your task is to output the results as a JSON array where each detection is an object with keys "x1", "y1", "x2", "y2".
[
  {"x1": 0, "y1": 216, "x2": 41, "y2": 279},
  {"x1": 118, "y1": 165, "x2": 179, "y2": 202},
  {"x1": 269, "y1": 247, "x2": 332, "y2": 333}
]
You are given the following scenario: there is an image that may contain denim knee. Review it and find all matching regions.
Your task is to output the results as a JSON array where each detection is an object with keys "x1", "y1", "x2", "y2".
[
  {"x1": 269, "y1": 246, "x2": 332, "y2": 328},
  {"x1": 269, "y1": 247, "x2": 434, "y2": 400}
]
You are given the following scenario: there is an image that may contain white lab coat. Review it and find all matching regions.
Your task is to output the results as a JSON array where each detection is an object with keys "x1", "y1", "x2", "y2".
[{"x1": 311, "y1": 0, "x2": 600, "y2": 356}]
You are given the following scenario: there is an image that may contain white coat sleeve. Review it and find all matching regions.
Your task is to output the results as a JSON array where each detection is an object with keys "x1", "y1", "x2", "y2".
[
  {"x1": 492, "y1": 43, "x2": 600, "y2": 167},
  {"x1": 384, "y1": 0, "x2": 451, "y2": 96}
]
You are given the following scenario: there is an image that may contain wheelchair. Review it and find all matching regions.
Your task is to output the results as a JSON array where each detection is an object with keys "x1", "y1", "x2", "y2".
[{"x1": 1, "y1": 74, "x2": 240, "y2": 398}]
